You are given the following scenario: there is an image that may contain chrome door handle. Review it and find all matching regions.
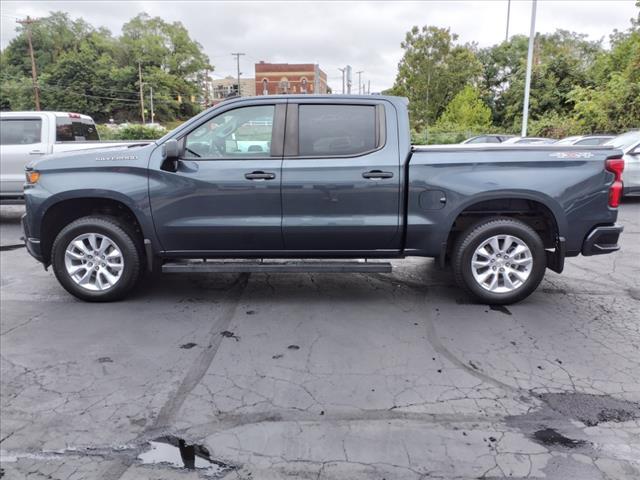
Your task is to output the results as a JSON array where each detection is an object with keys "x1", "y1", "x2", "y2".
[
  {"x1": 362, "y1": 170, "x2": 393, "y2": 179},
  {"x1": 245, "y1": 171, "x2": 276, "y2": 180},
  {"x1": 29, "y1": 150, "x2": 45, "y2": 155}
]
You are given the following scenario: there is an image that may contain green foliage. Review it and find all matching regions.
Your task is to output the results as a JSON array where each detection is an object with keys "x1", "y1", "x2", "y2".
[
  {"x1": 435, "y1": 85, "x2": 492, "y2": 131},
  {"x1": 568, "y1": 24, "x2": 640, "y2": 133},
  {"x1": 97, "y1": 124, "x2": 166, "y2": 140},
  {"x1": 527, "y1": 111, "x2": 581, "y2": 138},
  {"x1": 396, "y1": 5, "x2": 639, "y2": 140},
  {"x1": 0, "y1": 11, "x2": 210, "y2": 122},
  {"x1": 388, "y1": 26, "x2": 483, "y2": 130}
]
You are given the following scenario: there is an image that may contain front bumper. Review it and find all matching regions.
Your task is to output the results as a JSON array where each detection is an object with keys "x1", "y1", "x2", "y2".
[
  {"x1": 581, "y1": 224, "x2": 623, "y2": 256},
  {"x1": 21, "y1": 213, "x2": 43, "y2": 263}
]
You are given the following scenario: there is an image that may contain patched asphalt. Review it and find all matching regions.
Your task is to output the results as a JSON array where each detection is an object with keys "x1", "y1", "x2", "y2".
[{"x1": 1, "y1": 201, "x2": 639, "y2": 479}]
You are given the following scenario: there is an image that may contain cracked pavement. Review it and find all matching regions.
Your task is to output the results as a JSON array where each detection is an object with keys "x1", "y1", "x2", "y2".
[{"x1": 1, "y1": 201, "x2": 639, "y2": 479}]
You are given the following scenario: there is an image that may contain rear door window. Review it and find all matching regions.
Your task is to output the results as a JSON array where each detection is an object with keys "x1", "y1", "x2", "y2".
[
  {"x1": 56, "y1": 117, "x2": 99, "y2": 141},
  {"x1": 298, "y1": 104, "x2": 377, "y2": 156},
  {"x1": 0, "y1": 118, "x2": 43, "y2": 145}
]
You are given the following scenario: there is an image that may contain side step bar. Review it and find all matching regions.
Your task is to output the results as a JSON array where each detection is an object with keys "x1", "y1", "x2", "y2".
[{"x1": 161, "y1": 259, "x2": 392, "y2": 274}]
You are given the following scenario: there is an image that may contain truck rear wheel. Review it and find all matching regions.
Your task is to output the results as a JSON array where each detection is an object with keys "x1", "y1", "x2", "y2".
[
  {"x1": 452, "y1": 217, "x2": 546, "y2": 305},
  {"x1": 51, "y1": 216, "x2": 142, "y2": 302}
]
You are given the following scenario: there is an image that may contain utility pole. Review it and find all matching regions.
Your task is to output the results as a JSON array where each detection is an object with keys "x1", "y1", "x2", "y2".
[
  {"x1": 338, "y1": 68, "x2": 345, "y2": 94},
  {"x1": 17, "y1": 16, "x2": 40, "y2": 110},
  {"x1": 521, "y1": 0, "x2": 537, "y2": 137},
  {"x1": 505, "y1": 0, "x2": 511, "y2": 42},
  {"x1": 138, "y1": 62, "x2": 145, "y2": 124},
  {"x1": 367, "y1": 80, "x2": 370, "y2": 95},
  {"x1": 356, "y1": 70, "x2": 363, "y2": 95},
  {"x1": 231, "y1": 52, "x2": 245, "y2": 96},
  {"x1": 149, "y1": 86, "x2": 154, "y2": 124}
]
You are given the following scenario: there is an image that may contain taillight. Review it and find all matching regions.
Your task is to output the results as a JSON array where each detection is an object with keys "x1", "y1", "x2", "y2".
[{"x1": 606, "y1": 157, "x2": 624, "y2": 208}]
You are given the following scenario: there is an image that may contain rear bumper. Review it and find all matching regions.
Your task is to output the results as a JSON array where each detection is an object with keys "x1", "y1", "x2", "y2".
[
  {"x1": 581, "y1": 224, "x2": 623, "y2": 256},
  {"x1": 21, "y1": 213, "x2": 43, "y2": 263}
]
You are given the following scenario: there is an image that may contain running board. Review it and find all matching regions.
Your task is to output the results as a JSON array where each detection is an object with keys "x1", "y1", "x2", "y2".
[{"x1": 161, "y1": 259, "x2": 392, "y2": 273}]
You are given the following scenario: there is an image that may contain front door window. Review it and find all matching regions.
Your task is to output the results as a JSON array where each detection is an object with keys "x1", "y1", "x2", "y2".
[{"x1": 184, "y1": 105, "x2": 274, "y2": 158}]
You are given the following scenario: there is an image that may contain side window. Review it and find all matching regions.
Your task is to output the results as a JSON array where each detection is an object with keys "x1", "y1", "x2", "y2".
[
  {"x1": 298, "y1": 104, "x2": 377, "y2": 156},
  {"x1": 55, "y1": 118, "x2": 98, "y2": 141},
  {"x1": 0, "y1": 119, "x2": 43, "y2": 145},
  {"x1": 183, "y1": 105, "x2": 274, "y2": 159}
]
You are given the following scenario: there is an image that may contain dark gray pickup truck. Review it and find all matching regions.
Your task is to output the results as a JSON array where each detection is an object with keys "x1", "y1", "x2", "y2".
[{"x1": 22, "y1": 95, "x2": 625, "y2": 304}]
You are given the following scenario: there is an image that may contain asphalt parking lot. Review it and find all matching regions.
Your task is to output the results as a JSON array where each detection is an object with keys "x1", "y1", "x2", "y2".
[{"x1": 1, "y1": 202, "x2": 639, "y2": 480}]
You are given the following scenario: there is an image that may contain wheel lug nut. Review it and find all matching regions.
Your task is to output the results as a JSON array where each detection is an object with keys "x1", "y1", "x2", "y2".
[
  {"x1": 492, "y1": 266, "x2": 497, "y2": 270},
  {"x1": 499, "y1": 267, "x2": 504, "y2": 272}
]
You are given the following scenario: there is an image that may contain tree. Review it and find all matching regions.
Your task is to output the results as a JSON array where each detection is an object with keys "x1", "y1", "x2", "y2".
[
  {"x1": 435, "y1": 85, "x2": 492, "y2": 131},
  {"x1": 0, "y1": 12, "x2": 212, "y2": 122},
  {"x1": 387, "y1": 26, "x2": 483, "y2": 130},
  {"x1": 569, "y1": 16, "x2": 640, "y2": 133}
]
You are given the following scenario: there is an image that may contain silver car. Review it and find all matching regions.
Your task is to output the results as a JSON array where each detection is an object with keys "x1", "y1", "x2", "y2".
[
  {"x1": 604, "y1": 131, "x2": 640, "y2": 196},
  {"x1": 555, "y1": 135, "x2": 614, "y2": 146}
]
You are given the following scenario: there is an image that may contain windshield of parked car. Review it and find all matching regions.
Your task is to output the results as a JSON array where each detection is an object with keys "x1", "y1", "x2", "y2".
[{"x1": 604, "y1": 131, "x2": 640, "y2": 150}]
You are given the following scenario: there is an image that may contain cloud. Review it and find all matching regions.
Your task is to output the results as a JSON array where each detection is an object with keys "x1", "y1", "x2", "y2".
[{"x1": 1, "y1": 0, "x2": 636, "y2": 92}]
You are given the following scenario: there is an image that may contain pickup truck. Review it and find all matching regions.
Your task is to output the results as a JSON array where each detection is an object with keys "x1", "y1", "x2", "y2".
[
  {"x1": 21, "y1": 95, "x2": 625, "y2": 304},
  {"x1": 0, "y1": 111, "x2": 147, "y2": 203}
]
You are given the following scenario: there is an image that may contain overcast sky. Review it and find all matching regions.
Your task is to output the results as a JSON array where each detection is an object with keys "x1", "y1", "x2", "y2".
[{"x1": 1, "y1": 1, "x2": 637, "y2": 92}]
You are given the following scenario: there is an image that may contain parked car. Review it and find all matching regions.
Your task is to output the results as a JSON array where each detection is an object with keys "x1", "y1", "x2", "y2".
[
  {"x1": 555, "y1": 135, "x2": 614, "y2": 146},
  {"x1": 604, "y1": 130, "x2": 640, "y2": 196},
  {"x1": 500, "y1": 136, "x2": 556, "y2": 145},
  {"x1": 462, "y1": 134, "x2": 515, "y2": 144},
  {"x1": 22, "y1": 95, "x2": 624, "y2": 304},
  {"x1": 0, "y1": 111, "x2": 151, "y2": 203}
]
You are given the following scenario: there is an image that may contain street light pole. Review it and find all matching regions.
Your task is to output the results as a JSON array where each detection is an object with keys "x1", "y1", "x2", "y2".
[
  {"x1": 338, "y1": 68, "x2": 345, "y2": 94},
  {"x1": 521, "y1": 0, "x2": 537, "y2": 137},
  {"x1": 505, "y1": 0, "x2": 511, "y2": 42},
  {"x1": 356, "y1": 70, "x2": 363, "y2": 95}
]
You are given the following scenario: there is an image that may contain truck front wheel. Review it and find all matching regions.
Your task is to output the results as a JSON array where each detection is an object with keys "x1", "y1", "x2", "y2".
[
  {"x1": 452, "y1": 217, "x2": 546, "y2": 305},
  {"x1": 51, "y1": 216, "x2": 142, "y2": 302}
]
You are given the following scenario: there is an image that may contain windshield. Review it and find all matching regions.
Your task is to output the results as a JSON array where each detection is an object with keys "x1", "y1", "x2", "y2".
[{"x1": 604, "y1": 130, "x2": 640, "y2": 150}]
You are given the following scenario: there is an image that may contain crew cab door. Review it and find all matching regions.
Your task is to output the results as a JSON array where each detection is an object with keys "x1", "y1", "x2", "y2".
[
  {"x1": 280, "y1": 100, "x2": 402, "y2": 252},
  {"x1": 148, "y1": 101, "x2": 286, "y2": 253},
  {"x1": 0, "y1": 115, "x2": 49, "y2": 199}
]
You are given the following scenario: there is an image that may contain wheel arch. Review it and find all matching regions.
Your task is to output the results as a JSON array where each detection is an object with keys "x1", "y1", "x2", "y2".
[
  {"x1": 39, "y1": 191, "x2": 153, "y2": 266},
  {"x1": 442, "y1": 191, "x2": 566, "y2": 259}
]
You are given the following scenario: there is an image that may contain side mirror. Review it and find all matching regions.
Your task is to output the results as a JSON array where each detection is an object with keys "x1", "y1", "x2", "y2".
[
  {"x1": 161, "y1": 139, "x2": 180, "y2": 172},
  {"x1": 163, "y1": 139, "x2": 180, "y2": 159}
]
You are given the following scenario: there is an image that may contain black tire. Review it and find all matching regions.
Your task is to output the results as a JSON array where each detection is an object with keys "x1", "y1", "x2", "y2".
[
  {"x1": 452, "y1": 217, "x2": 546, "y2": 305},
  {"x1": 51, "y1": 216, "x2": 142, "y2": 302}
]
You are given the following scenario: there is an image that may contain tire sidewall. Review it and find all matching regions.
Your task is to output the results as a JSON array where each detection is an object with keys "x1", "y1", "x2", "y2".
[
  {"x1": 457, "y1": 220, "x2": 546, "y2": 304},
  {"x1": 52, "y1": 218, "x2": 139, "y2": 302}
]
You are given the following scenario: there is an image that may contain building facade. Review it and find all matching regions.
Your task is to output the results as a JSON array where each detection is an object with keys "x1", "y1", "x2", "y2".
[
  {"x1": 254, "y1": 62, "x2": 329, "y2": 95},
  {"x1": 208, "y1": 76, "x2": 256, "y2": 105}
]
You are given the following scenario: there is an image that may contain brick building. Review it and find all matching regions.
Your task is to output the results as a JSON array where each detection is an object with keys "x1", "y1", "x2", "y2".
[{"x1": 254, "y1": 62, "x2": 329, "y2": 95}]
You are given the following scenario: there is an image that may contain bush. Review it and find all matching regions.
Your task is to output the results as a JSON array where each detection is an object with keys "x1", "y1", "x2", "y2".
[{"x1": 97, "y1": 124, "x2": 166, "y2": 141}]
